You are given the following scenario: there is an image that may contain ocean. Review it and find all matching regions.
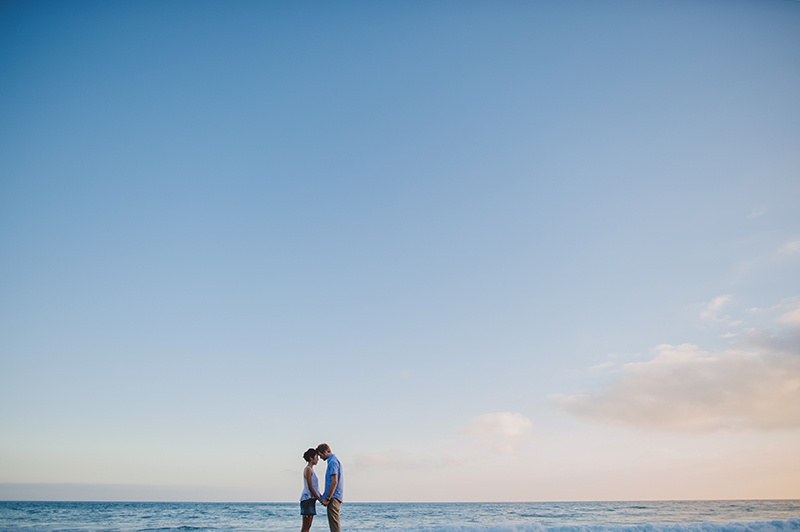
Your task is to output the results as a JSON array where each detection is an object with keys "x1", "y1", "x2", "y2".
[{"x1": 0, "y1": 500, "x2": 798, "y2": 532}]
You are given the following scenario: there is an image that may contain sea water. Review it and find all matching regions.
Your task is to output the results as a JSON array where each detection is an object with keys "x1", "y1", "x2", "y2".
[{"x1": 0, "y1": 500, "x2": 798, "y2": 532}]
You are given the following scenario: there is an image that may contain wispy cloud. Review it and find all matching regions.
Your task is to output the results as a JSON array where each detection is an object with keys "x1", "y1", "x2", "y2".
[
  {"x1": 777, "y1": 302, "x2": 800, "y2": 327},
  {"x1": 779, "y1": 240, "x2": 800, "y2": 254},
  {"x1": 747, "y1": 206, "x2": 768, "y2": 219},
  {"x1": 700, "y1": 294, "x2": 734, "y2": 322},
  {"x1": 460, "y1": 412, "x2": 533, "y2": 454},
  {"x1": 351, "y1": 412, "x2": 535, "y2": 470},
  {"x1": 352, "y1": 451, "x2": 458, "y2": 471},
  {"x1": 730, "y1": 240, "x2": 798, "y2": 284},
  {"x1": 555, "y1": 305, "x2": 800, "y2": 432},
  {"x1": 746, "y1": 297, "x2": 800, "y2": 322}
]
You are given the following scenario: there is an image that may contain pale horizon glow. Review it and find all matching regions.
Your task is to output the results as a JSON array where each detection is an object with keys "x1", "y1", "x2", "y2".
[{"x1": 1, "y1": 0, "x2": 799, "y2": 502}]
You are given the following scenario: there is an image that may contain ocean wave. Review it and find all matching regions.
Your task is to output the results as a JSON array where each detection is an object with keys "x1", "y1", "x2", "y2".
[
  {"x1": 137, "y1": 527, "x2": 211, "y2": 531},
  {"x1": 365, "y1": 518, "x2": 800, "y2": 532}
]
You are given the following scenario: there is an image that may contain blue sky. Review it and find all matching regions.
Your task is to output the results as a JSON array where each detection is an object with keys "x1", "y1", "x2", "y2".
[{"x1": 1, "y1": 0, "x2": 799, "y2": 502}]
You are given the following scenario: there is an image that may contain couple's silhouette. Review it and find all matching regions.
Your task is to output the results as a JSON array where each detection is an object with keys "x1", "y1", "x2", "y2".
[{"x1": 301, "y1": 443, "x2": 343, "y2": 532}]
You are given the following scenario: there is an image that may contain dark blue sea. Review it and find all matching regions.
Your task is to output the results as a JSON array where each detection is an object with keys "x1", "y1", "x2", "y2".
[{"x1": 0, "y1": 500, "x2": 798, "y2": 532}]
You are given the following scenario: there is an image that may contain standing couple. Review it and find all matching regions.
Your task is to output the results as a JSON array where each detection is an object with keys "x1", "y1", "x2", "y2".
[{"x1": 301, "y1": 443, "x2": 343, "y2": 532}]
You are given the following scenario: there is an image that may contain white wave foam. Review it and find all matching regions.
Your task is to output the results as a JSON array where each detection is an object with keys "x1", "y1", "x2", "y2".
[{"x1": 367, "y1": 518, "x2": 800, "y2": 532}]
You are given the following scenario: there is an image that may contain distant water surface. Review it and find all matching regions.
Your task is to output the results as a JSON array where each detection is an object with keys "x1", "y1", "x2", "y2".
[{"x1": 0, "y1": 500, "x2": 798, "y2": 532}]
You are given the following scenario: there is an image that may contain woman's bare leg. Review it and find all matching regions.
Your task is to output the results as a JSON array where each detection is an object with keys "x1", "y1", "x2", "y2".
[{"x1": 301, "y1": 515, "x2": 314, "y2": 532}]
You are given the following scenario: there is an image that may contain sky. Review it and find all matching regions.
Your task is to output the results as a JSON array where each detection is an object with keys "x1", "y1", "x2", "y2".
[{"x1": 0, "y1": 0, "x2": 799, "y2": 503}]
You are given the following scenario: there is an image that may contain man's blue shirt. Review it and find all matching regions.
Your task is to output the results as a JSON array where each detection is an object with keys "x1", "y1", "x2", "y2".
[{"x1": 323, "y1": 454, "x2": 343, "y2": 501}]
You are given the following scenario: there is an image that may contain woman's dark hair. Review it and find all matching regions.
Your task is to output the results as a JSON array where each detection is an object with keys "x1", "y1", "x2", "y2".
[{"x1": 303, "y1": 448, "x2": 318, "y2": 462}]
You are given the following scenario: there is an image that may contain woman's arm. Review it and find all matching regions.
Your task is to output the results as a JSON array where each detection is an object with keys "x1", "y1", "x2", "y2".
[{"x1": 304, "y1": 468, "x2": 321, "y2": 500}]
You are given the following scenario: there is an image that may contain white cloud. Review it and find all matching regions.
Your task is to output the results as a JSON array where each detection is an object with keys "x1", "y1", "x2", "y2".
[
  {"x1": 748, "y1": 206, "x2": 768, "y2": 218},
  {"x1": 557, "y1": 332, "x2": 800, "y2": 432},
  {"x1": 461, "y1": 412, "x2": 533, "y2": 454},
  {"x1": 746, "y1": 298, "x2": 800, "y2": 328},
  {"x1": 779, "y1": 240, "x2": 800, "y2": 254},
  {"x1": 700, "y1": 295, "x2": 734, "y2": 322},
  {"x1": 591, "y1": 361, "x2": 615, "y2": 371},
  {"x1": 777, "y1": 305, "x2": 800, "y2": 327}
]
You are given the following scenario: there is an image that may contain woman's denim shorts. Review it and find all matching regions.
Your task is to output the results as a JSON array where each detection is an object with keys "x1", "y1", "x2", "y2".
[{"x1": 300, "y1": 499, "x2": 316, "y2": 516}]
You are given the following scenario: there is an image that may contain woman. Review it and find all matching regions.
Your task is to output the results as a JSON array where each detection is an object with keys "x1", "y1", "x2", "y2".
[{"x1": 300, "y1": 447, "x2": 322, "y2": 532}]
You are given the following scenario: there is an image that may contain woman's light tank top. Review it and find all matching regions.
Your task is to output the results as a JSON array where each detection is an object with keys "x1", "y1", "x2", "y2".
[{"x1": 300, "y1": 466, "x2": 319, "y2": 501}]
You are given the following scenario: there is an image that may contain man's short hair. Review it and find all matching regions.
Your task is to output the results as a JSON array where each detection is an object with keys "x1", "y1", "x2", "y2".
[{"x1": 316, "y1": 443, "x2": 330, "y2": 454}]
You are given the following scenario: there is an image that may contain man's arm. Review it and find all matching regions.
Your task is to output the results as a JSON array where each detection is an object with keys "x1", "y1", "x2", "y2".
[{"x1": 322, "y1": 474, "x2": 337, "y2": 504}]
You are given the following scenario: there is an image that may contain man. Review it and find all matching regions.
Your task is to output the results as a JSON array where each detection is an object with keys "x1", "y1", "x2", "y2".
[{"x1": 316, "y1": 443, "x2": 343, "y2": 532}]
